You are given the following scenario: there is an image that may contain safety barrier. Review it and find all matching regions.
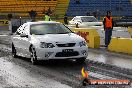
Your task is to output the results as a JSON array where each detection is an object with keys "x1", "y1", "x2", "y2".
[
  {"x1": 71, "y1": 28, "x2": 100, "y2": 48},
  {"x1": 0, "y1": 20, "x2": 8, "y2": 26},
  {"x1": 128, "y1": 28, "x2": 132, "y2": 37},
  {"x1": 96, "y1": 27, "x2": 131, "y2": 46},
  {"x1": 108, "y1": 38, "x2": 132, "y2": 54}
]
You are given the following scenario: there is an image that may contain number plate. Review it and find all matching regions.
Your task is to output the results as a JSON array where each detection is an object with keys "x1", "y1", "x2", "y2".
[{"x1": 62, "y1": 49, "x2": 73, "y2": 52}]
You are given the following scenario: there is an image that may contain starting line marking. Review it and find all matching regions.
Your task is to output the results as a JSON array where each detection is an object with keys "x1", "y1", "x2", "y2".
[{"x1": 0, "y1": 35, "x2": 8, "y2": 36}]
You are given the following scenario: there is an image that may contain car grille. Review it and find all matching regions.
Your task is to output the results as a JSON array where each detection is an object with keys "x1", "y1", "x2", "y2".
[
  {"x1": 56, "y1": 43, "x2": 76, "y2": 47},
  {"x1": 55, "y1": 51, "x2": 79, "y2": 57}
]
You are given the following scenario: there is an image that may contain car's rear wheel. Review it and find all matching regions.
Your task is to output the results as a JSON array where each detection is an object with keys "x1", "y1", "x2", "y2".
[
  {"x1": 12, "y1": 43, "x2": 17, "y2": 58},
  {"x1": 30, "y1": 46, "x2": 38, "y2": 65},
  {"x1": 76, "y1": 57, "x2": 86, "y2": 64}
]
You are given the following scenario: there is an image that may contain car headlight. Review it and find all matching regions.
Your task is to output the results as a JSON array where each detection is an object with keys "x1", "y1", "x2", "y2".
[
  {"x1": 40, "y1": 42, "x2": 55, "y2": 48},
  {"x1": 79, "y1": 41, "x2": 87, "y2": 47}
]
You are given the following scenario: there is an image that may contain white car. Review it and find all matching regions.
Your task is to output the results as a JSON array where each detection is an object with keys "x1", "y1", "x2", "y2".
[
  {"x1": 12, "y1": 21, "x2": 88, "y2": 64},
  {"x1": 69, "y1": 16, "x2": 102, "y2": 27}
]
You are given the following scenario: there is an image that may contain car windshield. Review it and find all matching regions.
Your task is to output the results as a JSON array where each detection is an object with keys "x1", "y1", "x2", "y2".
[
  {"x1": 81, "y1": 17, "x2": 98, "y2": 22},
  {"x1": 30, "y1": 23, "x2": 72, "y2": 35}
]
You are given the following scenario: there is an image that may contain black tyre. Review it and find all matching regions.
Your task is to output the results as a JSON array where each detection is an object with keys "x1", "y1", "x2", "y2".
[
  {"x1": 76, "y1": 57, "x2": 86, "y2": 64},
  {"x1": 12, "y1": 43, "x2": 17, "y2": 58},
  {"x1": 30, "y1": 46, "x2": 38, "y2": 65}
]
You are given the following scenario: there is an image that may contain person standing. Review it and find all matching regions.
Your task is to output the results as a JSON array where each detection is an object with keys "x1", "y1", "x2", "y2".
[
  {"x1": 92, "y1": 11, "x2": 97, "y2": 18},
  {"x1": 7, "y1": 14, "x2": 12, "y2": 34},
  {"x1": 28, "y1": 10, "x2": 37, "y2": 22},
  {"x1": 76, "y1": 0, "x2": 80, "y2": 4},
  {"x1": 96, "y1": 10, "x2": 100, "y2": 21},
  {"x1": 44, "y1": 12, "x2": 52, "y2": 21},
  {"x1": 74, "y1": 0, "x2": 80, "y2": 4},
  {"x1": 64, "y1": 14, "x2": 68, "y2": 25},
  {"x1": 103, "y1": 11, "x2": 114, "y2": 47},
  {"x1": 86, "y1": 12, "x2": 90, "y2": 16}
]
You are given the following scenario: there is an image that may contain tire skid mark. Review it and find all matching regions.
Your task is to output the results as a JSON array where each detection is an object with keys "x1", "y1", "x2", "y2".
[
  {"x1": 0, "y1": 44, "x2": 132, "y2": 88},
  {"x1": 0, "y1": 56, "x2": 71, "y2": 88},
  {"x1": 0, "y1": 58, "x2": 35, "y2": 88},
  {"x1": 86, "y1": 60, "x2": 132, "y2": 80}
]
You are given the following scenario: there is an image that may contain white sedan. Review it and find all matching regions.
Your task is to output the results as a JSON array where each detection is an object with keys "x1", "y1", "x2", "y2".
[
  {"x1": 69, "y1": 16, "x2": 102, "y2": 27},
  {"x1": 12, "y1": 21, "x2": 88, "y2": 65}
]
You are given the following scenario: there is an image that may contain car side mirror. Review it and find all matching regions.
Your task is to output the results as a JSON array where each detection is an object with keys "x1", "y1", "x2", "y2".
[{"x1": 20, "y1": 33, "x2": 28, "y2": 38}]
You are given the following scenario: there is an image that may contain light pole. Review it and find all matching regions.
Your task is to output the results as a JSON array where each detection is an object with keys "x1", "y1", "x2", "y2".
[{"x1": 20, "y1": 17, "x2": 21, "y2": 26}]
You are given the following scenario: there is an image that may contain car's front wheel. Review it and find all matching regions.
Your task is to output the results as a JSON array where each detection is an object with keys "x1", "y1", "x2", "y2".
[
  {"x1": 12, "y1": 43, "x2": 17, "y2": 58},
  {"x1": 30, "y1": 46, "x2": 38, "y2": 65},
  {"x1": 76, "y1": 57, "x2": 86, "y2": 64}
]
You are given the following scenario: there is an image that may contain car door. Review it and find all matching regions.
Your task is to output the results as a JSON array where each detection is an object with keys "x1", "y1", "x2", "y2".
[
  {"x1": 19, "y1": 24, "x2": 31, "y2": 57},
  {"x1": 74, "y1": 17, "x2": 82, "y2": 25},
  {"x1": 12, "y1": 25, "x2": 24, "y2": 53}
]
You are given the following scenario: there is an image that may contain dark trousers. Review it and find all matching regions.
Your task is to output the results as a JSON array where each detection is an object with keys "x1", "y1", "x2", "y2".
[
  {"x1": 105, "y1": 29, "x2": 112, "y2": 47},
  {"x1": 64, "y1": 20, "x2": 68, "y2": 25}
]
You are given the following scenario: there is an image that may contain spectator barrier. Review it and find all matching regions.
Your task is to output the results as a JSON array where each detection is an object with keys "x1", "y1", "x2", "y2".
[
  {"x1": 70, "y1": 28, "x2": 100, "y2": 48},
  {"x1": 128, "y1": 28, "x2": 132, "y2": 37},
  {"x1": 108, "y1": 38, "x2": 132, "y2": 54},
  {"x1": 0, "y1": 20, "x2": 8, "y2": 26}
]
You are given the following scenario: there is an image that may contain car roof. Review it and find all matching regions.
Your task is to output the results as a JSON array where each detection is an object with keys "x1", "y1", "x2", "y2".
[{"x1": 26, "y1": 21, "x2": 60, "y2": 25}]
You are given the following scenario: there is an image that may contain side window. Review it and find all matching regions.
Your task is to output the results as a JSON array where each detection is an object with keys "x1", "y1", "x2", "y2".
[
  {"x1": 72, "y1": 18, "x2": 75, "y2": 21},
  {"x1": 74, "y1": 18, "x2": 77, "y2": 21},
  {"x1": 74, "y1": 18, "x2": 80, "y2": 21},
  {"x1": 15, "y1": 26, "x2": 22, "y2": 35},
  {"x1": 15, "y1": 24, "x2": 28, "y2": 35}
]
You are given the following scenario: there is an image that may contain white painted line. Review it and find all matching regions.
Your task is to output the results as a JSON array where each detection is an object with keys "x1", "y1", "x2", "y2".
[{"x1": 0, "y1": 35, "x2": 8, "y2": 36}]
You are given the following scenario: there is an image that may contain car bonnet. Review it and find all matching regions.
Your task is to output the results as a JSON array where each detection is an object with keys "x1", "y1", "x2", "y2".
[{"x1": 32, "y1": 33, "x2": 84, "y2": 43}]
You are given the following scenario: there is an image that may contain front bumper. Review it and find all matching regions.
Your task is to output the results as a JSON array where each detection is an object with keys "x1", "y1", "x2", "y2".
[{"x1": 35, "y1": 46, "x2": 88, "y2": 60}]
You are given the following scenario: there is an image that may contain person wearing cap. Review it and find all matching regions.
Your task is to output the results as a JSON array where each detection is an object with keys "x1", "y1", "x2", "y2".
[{"x1": 103, "y1": 11, "x2": 114, "y2": 47}]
